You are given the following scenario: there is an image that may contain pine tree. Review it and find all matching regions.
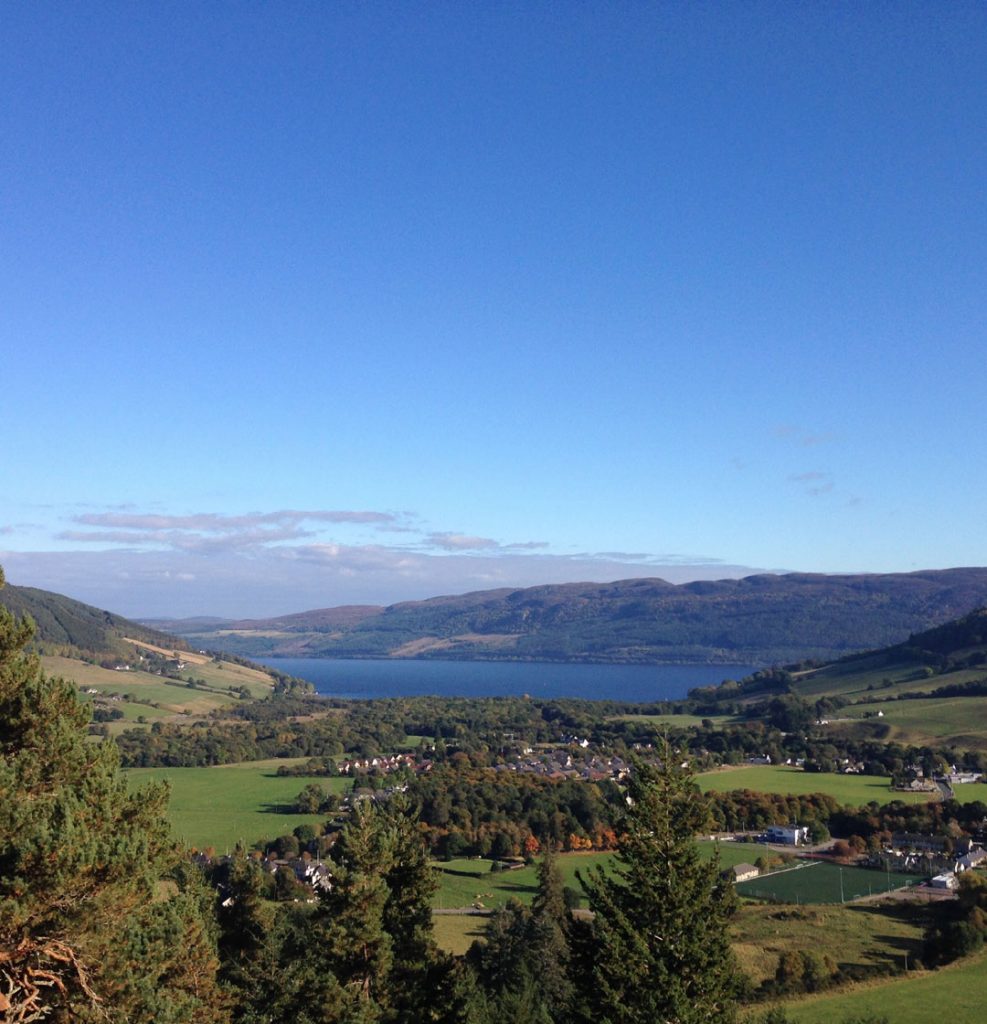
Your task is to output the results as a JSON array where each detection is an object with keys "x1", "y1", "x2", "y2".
[
  {"x1": 529, "y1": 845, "x2": 574, "y2": 1018},
  {"x1": 469, "y1": 849, "x2": 575, "y2": 1024},
  {"x1": 0, "y1": 567, "x2": 228, "y2": 1022},
  {"x1": 577, "y1": 745, "x2": 743, "y2": 1024}
]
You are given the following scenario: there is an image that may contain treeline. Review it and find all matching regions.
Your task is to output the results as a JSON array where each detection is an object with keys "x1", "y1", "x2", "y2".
[
  {"x1": 409, "y1": 765, "x2": 622, "y2": 858},
  {"x1": 115, "y1": 697, "x2": 409, "y2": 766}
]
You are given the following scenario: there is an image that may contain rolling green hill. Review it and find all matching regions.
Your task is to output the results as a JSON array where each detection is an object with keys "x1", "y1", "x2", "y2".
[
  {"x1": 153, "y1": 568, "x2": 987, "y2": 665},
  {"x1": 691, "y1": 607, "x2": 987, "y2": 748}
]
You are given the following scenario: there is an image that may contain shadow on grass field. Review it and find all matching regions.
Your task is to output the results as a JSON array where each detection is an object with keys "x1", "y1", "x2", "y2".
[{"x1": 774, "y1": 948, "x2": 987, "y2": 1024}]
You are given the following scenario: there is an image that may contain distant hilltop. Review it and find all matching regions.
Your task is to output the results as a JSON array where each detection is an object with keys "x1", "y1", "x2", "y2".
[{"x1": 142, "y1": 567, "x2": 987, "y2": 666}]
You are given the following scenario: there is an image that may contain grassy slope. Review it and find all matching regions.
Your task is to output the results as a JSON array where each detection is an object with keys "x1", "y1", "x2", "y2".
[
  {"x1": 734, "y1": 901, "x2": 925, "y2": 989},
  {"x1": 125, "y1": 760, "x2": 349, "y2": 850},
  {"x1": 697, "y1": 765, "x2": 931, "y2": 805},
  {"x1": 776, "y1": 949, "x2": 987, "y2": 1024},
  {"x1": 432, "y1": 852, "x2": 927, "y2": 980},
  {"x1": 827, "y1": 695, "x2": 987, "y2": 751},
  {"x1": 43, "y1": 644, "x2": 275, "y2": 730}
]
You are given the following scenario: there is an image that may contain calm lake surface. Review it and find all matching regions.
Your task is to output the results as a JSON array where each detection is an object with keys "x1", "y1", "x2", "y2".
[{"x1": 256, "y1": 658, "x2": 757, "y2": 703}]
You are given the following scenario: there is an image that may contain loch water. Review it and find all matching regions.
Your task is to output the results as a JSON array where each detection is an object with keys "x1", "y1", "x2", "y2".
[{"x1": 256, "y1": 657, "x2": 758, "y2": 703}]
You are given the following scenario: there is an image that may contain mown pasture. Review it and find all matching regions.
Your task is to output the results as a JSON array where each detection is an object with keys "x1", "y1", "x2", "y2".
[
  {"x1": 696, "y1": 764, "x2": 931, "y2": 805},
  {"x1": 948, "y1": 782, "x2": 987, "y2": 805},
  {"x1": 777, "y1": 948, "x2": 987, "y2": 1024},
  {"x1": 125, "y1": 759, "x2": 350, "y2": 850}
]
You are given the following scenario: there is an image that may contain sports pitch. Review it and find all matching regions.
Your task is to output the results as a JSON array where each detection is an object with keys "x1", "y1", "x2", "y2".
[{"x1": 737, "y1": 860, "x2": 924, "y2": 904}]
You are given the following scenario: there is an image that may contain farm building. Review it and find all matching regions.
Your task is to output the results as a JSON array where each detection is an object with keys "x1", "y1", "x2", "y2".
[{"x1": 731, "y1": 863, "x2": 760, "y2": 883}]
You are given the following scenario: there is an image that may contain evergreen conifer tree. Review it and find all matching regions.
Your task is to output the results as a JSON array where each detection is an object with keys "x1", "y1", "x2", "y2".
[
  {"x1": 529, "y1": 844, "x2": 574, "y2": 1018},
  {"x1": 577, "y1": 744, "x2": 743, "y2": 1024},
  {"x1": 0, "y1": 567, "x2": 228, "y2": 1022}
]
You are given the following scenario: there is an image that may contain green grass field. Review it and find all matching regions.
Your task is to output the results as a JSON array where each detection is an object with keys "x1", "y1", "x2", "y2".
[
  {"x1": 431, "y1": 857, "x2": 927, "y2": 976},
  {"x1": 733, "y1": 901, "x2": 925, "y2": 988},
  {"x1": 832, "y1": 695, "x2": 987, "y2": 750},
  {"x1": 948, "y1": 782, "x2": 987, "y2": 805},
  {"x1": 432, "y1": 852, "x2": 615, "y2": 910},
  {"x1": 697, "y1": 765, "x2": 931, "y2": 805},
  {"x1": 124, "y1": 760, "x2": 350, "y2": 851},
  {"x1": 792, "y1": 658, "x2": 987, "y2": 702},
  {"x1": 777, "y1": 948, "x2": 987, "y2": 1024},
  {"x1": 44, "y1": 650, "x2": 274, "y2": 721},
  {"x1": 609, "y1": 713, "x2": 739, "y2": 728},
  {"x1": 736, "y1": 862, "x2": 924, "y2": 904},
  {"x1": 432, "y1": 841, "x2": 774, "y2": 912}
]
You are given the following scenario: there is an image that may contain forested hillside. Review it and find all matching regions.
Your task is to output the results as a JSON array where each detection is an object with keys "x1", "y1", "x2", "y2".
[
  {"x1": 0, "y1": 582, "x2": 187, "y2": 659},
  {"x1": 157, "y1": 568, "x2": 987, "y2": 665}
]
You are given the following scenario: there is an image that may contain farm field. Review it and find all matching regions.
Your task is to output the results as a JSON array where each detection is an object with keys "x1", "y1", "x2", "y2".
[
  {"x1": 432, "y1": 852, "x2": 615, "y2": 911},
  {"x1": 432, "y1": 841, "x2": 774, "y2": 912},
  {"x1": 948, "y1": 782, "x2": 987, "y2": 805},
  {"x1": 736, "y1": 861, "x2": 924, "y2": 904},
  {"x1": 697, "y1": 764, "x2": 930, "y2": 805},
  {"x1": 792, "y1": 659, "x2": 987, "y2": 701},
  {"x1": 431, "y1": 868, "x2": 926, "y2": 975},
  {"x1": 732, "y1": 901, "x2": 925, "y2": 988},
  {"x1": 44, "y1": 655, "x2": 239, "y2": 714},
  {"x1": 778, "y1": 948, "x2": 987, "y2": 1024},
  {"x1": 125, "y1": 759, "x2": 350, "y2": 850},
  {"x1": 43, "y1": 653, "x2": 272, "y2": 720},
  {"x1": 124, "y1": 639, "x2": 277, "y2": 698},
  {"x1": 832, "y1": 696, "x2": 987, "y2": 750},
  {"x1": 431, "y1": 913, "x2": 488, "y2": 956},
  {"x1": 608, "y1": 712, "x2": 739, "y2": 728}
]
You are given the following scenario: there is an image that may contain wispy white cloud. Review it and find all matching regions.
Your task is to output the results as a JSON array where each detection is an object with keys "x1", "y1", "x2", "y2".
[
  {"x1": 0, "y1": 545, "x2": 764, "y2": 618},
  {"x1": 4, "y1": 504, "x2": 767, "y2": 617},
  {"x1": 425, "y1": 532, "x2": 502, "y2": 551},
  {"x1": 59, "y1": 509, "x2": 400, "y2": 556},
  {"x1": 73, "y1": 509, "x2": 394, "y2": 531}
]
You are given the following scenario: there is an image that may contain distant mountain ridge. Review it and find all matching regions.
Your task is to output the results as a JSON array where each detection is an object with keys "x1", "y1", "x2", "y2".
[
  {"x1": 0, "y1": 583, "x2": 188, "y2": 660},
  {"x1": 145, "y1": 567, "x2": 987, "y2": 666}
]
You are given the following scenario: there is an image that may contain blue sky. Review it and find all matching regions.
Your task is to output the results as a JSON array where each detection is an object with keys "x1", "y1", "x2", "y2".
[{"x1": 2, "y1": 2, "x2": 986, "y2": 617}]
